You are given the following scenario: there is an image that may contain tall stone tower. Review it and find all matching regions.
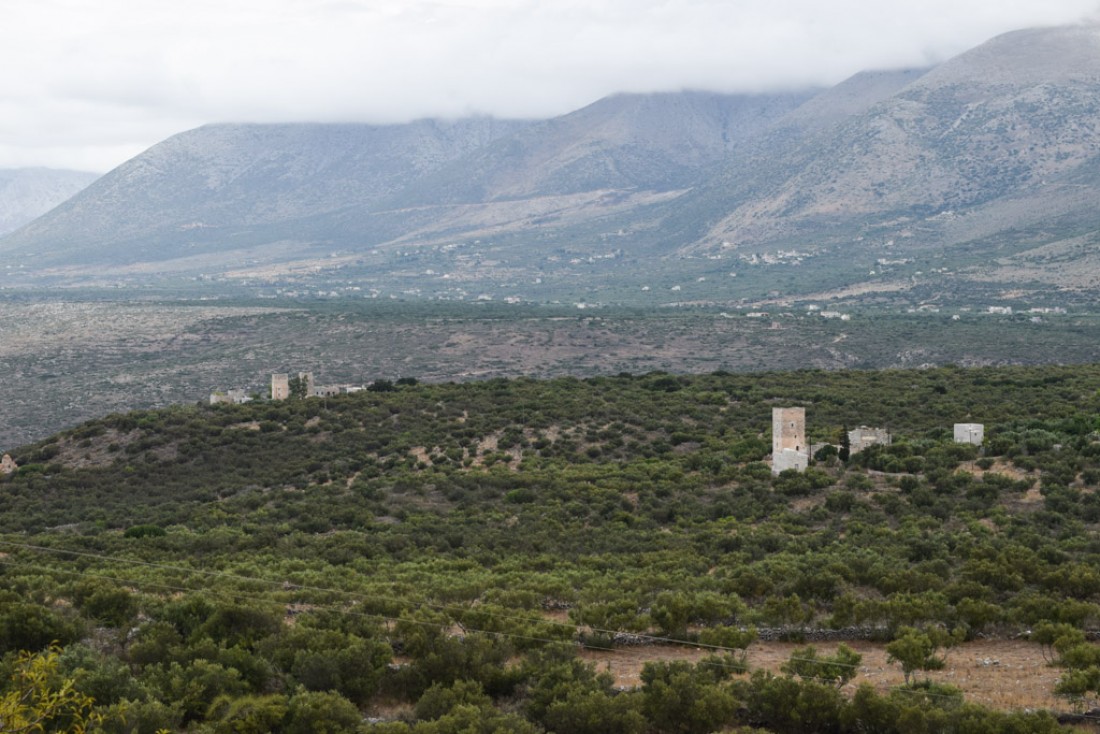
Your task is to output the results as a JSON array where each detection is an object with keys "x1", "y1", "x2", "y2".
[
  {"x1": 271, "y1": 373, "x2": 290, "y2": 400},
  {"x1": 772, "y1": 407, "x2": 808, "y2": 474}
]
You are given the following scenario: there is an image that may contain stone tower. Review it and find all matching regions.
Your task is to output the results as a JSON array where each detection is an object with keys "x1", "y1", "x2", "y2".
[
  {"x1": 772, "y1": 407, "x2": 808, "y2": 474},
  {"x1": 271, "y1": 373, "x2": 290, "y2": 400}
]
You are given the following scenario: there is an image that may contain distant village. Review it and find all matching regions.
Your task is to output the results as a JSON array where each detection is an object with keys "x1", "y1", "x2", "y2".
[{"x1": 208, "y1": 371, "x2": 372, "y2": 405}]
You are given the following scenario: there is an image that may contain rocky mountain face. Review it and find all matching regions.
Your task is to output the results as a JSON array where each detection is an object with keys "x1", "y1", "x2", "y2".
[
  {"x1": 0, "y1": 119, "x2": 530, "y2": 267},
  {"x1": 0, "y1": 168, "x2": 98, "y2": 235},
  {"x1": 694, "y1": 25, "x2": 1100, "y2": 253},
  {"x1": 393, "y1": 90, "x2": 818, "y2": 205},
  {"x1": 4, "y1": 24, "x2": 1100, "y2": 304},
  {"x1": 0, "y1": 90, "x2": 816, "y2": 269}
]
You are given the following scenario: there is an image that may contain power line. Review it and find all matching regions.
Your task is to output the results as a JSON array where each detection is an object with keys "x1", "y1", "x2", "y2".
[
  {"x1": 0, "y1": 555, "x2": 1059, "y2": 713},
  {"x1": 0, "y1": 556, "x2": 775, "y2": 679},
  {"x1": 0, "y1": 557, "x2": 913, "y2": 693},
  {"x1": 0, "y1": 540, "x2": 1063, "y2": 712},
  {"x1": 0, "y1": 539, "x2": 758, "y2": 655},
  {"x1": 0, "y1": 551, "x2": 807, "y2": 681},
  {"x1": 0, "y1": 539, "x2": 1009, "y2": 675},
  {"x1": 0, "y1": 556, "x2": 607, "y2": 653}
]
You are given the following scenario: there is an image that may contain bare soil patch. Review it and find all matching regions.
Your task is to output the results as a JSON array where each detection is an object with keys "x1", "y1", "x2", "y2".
[
  {"x1": 580, "y1": 639, "x2": 1063, "y2": 712},
  {"x1": 409, "y1": 446, "x2": 434, "y2": 466},
  {"x1": 53, "y1": 429, "x2": 135, "y2": 469}
]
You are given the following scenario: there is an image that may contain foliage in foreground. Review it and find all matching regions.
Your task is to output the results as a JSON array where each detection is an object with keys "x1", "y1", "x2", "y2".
[{"x1": 0, "y1": 645, "x2": 102, "y2": 734}]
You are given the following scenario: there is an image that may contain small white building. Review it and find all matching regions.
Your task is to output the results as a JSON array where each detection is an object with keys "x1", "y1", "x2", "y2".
[
  {"x1": 773, "y1": 448, "x2": 809, "y2": 474},
  {"x1": 954, "y1": 423, "x2": 984, "y2": 446}
]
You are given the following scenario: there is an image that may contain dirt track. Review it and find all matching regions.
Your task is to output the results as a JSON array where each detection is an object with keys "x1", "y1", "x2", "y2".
[{"x1": 581, "y1": 639, "x2": 1064, "y2": 712}]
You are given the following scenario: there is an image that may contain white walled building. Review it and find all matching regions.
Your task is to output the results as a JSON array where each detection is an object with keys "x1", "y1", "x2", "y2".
[{"x1": 954, "y1": 423, "x2": 984, "y2": 446}]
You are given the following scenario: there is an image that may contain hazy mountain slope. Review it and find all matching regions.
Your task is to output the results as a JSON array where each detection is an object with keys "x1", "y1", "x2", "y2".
[
  {"x1": 697, "y1": 25, "x2": 1100, "y2": 250},
  {"x1": 303, "y1": 90, "x2": 821, "y2": 257},
  {"x1": 0, "y1": 90, "x2": 815, "y2": 271},
  {"x1": 6, "y1": 24, "x2": 1100, "y2": 303},
  {"x1": 391, "y1": 90, "x2": 817, "y2": 205},
  {"x1": 0, "y1": 119, "x2": 530, "y2": 265},
  {"x1": 767, "y1": 67, "x2": 932, "y2": 138},
  {"x1": 0, "y1": 168, "x2": 98, "y2": 235},
  {"x1": 648, "y1": 67, "x2": 937, "y2": 249}
]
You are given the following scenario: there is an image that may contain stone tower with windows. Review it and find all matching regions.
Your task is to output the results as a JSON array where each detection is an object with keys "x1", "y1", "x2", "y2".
[
  {"x1": 271, "y1": 373, "x2": 290, "y2": 400},
  {"x1": 772, "y1": 407, "x2": 808, "y2": 474}
]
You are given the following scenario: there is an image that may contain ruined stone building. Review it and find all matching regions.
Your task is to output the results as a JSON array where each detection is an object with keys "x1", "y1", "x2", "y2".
[
  {"x1": 271, "y1": 372, "x2": 316, "y2": 400},
  {"x1": 848, "y1": 426, "x2": 891, "y2": 454},
  {"x1": 0, "y1": 454, "x2": 17, "y2": 475},
  {"x1": 212, "y1": 369, "x2": 365, "y2": 405},
  {"x1": 271, "y1": 373, "x2": 290, "y2": 400},
  {"x1": 209, "y1": 389, "x2": 252, "y2": 405},
  {"x1": 772, "y1": 407, "x2": 808, "y2": 475},
  {"x1": 270, "y1": 370, "x2": 364, "y2": 400}
]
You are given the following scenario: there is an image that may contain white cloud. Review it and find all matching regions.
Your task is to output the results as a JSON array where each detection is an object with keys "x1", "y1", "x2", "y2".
[{"x1": 0, "y1": 0, "x2": 1096, "y2": 171}]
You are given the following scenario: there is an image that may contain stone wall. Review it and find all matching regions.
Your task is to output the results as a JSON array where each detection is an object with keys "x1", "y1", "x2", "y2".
[
  {"x1": 773, "y1": 447, "x2": 809, "y2": 474},
  {"x1": 848, "y1": 426, "x2": 891, "y2": 454}
]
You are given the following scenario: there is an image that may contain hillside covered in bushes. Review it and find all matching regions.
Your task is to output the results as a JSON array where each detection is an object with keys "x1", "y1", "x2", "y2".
[{"x1": 3, "y1": 365, "x2": 1100, "y2": 732}]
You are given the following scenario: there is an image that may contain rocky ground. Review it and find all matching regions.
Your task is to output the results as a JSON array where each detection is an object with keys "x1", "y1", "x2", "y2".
[{"x1": 4, "y1": 298, "x2": 1100, "y2": 451}]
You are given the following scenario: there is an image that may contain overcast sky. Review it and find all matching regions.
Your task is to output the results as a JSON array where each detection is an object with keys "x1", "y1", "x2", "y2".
[{"x1": 1, "y1": 0, "x2": 1097, "y2": 173}]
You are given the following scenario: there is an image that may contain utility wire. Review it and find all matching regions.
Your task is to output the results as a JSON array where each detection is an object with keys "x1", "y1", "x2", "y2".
[
  {"x1": 0, "y1": 556, "x2": 610, "y2": 653},
  {"x1": 0, "y1": 555, "x2": 1053, "y2": 709},
  {"x1": 0, "y1": 539, "x2": 1060, "y2": 709},
  {"x1": 0, "y1": 539, "x2": 763, "y2": 655},
  {"x1": 0, "y1": 553, "x2": 838, "y2": 681},
  {"x1": 0, "y1": 539, "x2": 1008, "y2": 676}
]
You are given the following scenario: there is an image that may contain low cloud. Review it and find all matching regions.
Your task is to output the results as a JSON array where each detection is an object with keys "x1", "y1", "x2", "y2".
[{"x1": 0, "y1": 0, "x2": 1096, "y2": 171}]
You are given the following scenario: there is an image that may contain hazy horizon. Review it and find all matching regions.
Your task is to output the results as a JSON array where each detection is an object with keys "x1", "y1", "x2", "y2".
[{"x1": 1, "y1": 0, "x2": 1098, "y2": 173}]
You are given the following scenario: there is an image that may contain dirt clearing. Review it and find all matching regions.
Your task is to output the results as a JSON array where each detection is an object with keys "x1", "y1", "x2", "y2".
[{"x1": 581, "y1": 639, "x2": 1063, "y2": 712}]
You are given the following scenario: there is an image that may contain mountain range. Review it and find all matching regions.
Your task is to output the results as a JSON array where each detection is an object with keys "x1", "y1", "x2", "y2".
[
  {"x1": 4, "y1": 24, "x2": 1100, "y2": 306},
  {"x1": 0, "y1": 168, "x2": 99, "y2": 236}
]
